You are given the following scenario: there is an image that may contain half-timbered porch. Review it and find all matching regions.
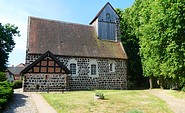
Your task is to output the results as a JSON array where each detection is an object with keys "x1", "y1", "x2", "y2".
[{"x1": 21, "y1": 51, "x2": 71, "y2": 92}]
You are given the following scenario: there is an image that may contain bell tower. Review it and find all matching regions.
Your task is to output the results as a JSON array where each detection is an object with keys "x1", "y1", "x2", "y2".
[{"x1": 90, "y1": 2, "x2": 120, "y2": 42}]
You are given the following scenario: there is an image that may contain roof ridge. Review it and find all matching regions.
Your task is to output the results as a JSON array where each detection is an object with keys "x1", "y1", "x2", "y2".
[{"x1": 29, "y1": 16, "x2": 93, "y2": 28}]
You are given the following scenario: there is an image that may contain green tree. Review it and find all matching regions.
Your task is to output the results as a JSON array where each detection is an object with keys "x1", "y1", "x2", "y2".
[
  {"x1": 131, "y1": 0, "x2": 185, "y2": 89},
  {"x1": 0, "y1": 23, "x2": 20, "y2": 71},
  {"x1": 0, "y1": 72, "x2": 6, "y2": 82},
  {"x1": 139, "y1": 0, "x2": 185, "y2": 89},
  {"x1": 119, "y1": 0, "x2": 185, "y2": 89},
  {"x1": 137, "y1": 0, "x2": 161, "y2": 89},
  {"x1": 116, "y1": 8, "x2": 145, "y2": 88},
  {"x1": 158, "y1": 1, "x2": 185, "y2": 88}
]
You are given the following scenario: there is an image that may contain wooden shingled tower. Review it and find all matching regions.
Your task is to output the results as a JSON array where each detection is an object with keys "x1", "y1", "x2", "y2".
[{"x1": 90, "y1": 2, "x2": 120, "y2": 41}]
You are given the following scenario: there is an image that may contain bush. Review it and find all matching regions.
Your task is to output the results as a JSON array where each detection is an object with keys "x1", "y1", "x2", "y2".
[
  {"x1": 13, "y1": 80, "x2": 22, "y2": 89},
  {"x1": 181, "y1": 86, "x2": 185, "y2": 92},
  {"x1": 0, "y1": 72, "x2": 6, "y2": 82},
  {"x1": 0, "y1": 81, "x2": 13, "y2": 111},
  {"x1": 95, "y1": 92, "x2": 104, "y2": 99}
]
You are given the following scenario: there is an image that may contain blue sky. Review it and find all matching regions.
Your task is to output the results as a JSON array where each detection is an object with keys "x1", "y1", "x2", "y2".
[{"x1": 0, "y1": 0, "x2": 134, "y2": 66}]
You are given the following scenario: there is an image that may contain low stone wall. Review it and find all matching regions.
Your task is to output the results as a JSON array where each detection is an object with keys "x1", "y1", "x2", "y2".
[
  {"x1": 69, "y1": 76, "x2": 98, "y2": 90},
  {"x1": 69, "y1": 75, "x2": 127, "y2": 90}
]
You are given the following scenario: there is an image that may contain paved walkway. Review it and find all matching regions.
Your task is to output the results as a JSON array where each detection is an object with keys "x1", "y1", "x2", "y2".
[
  {"x1": 3, "y1": 88, "x2": 38, "y2": 113},
  {"x1": 31, "y1": 93, "x2": 57, "y2": 113},
  {"x1": 3, "y1": 88, "x2": 57, "y2": 113},
  {"x1": 148, "y1": 89, "x2": 185, "y2": 113}
]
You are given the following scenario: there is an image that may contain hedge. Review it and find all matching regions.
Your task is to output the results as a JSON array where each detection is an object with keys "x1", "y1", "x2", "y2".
[
  {"x1": 0, "y1": 81, "x2": 13, "y2": 111},
  {"x1": 13, "y1": 80, "x2": 22, "y2": 89}
]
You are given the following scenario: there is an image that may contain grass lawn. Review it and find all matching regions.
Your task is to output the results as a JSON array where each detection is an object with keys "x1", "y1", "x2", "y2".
[
  {"x1": 42, "y1": 90, "x2": 173, "y2": 113},
  {"x1": 168, "y1": 90, "x2": 185, "y2": 99}
]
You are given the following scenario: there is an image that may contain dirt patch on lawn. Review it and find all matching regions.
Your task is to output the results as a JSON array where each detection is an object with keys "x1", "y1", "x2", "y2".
[{"x1": 148, "y1": 89, "x2": 185, "y2": 113}]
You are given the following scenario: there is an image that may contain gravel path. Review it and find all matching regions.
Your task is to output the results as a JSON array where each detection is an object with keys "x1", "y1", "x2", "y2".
[
  {"x1": 148, "y1": 89, "x2": 185, "y2": 113},
  {"x1": 3, "y1": 89, "x2": 38, "y2": 113}
]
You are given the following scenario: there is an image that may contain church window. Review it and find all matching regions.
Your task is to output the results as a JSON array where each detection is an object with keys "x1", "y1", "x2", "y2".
[
  {"x1": 70, "y1": 63, "x2": 76, "y2": 74},
  {"x1": 109, "y1": 63, "x2": 115, "y2": 72},
  {"x1": 110, "y1": 63, "x2": 113, "y2": 71},
  {"x1": 91, "y1": 64, "x2": 97, "y2": 75}
]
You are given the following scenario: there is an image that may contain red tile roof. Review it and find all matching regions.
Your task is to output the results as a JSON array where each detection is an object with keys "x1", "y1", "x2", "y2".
[
  {"x1": 27, "y1": 16, "x2": 127, "y2": 59},
  {"x1": 16, "y1": 63, "x2": 25, "y2": 67}
]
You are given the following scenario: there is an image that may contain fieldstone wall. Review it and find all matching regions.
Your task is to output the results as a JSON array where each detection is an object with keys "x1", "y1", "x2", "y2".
[
  {"x1": 25, "y1": 54, "x2": 127, "y2": 90},
  {"x1": 23, "y1": 74, "x2": 69, "y2": 92}
]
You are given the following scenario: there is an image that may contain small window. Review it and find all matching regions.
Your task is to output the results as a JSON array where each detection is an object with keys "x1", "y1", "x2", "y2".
[
  {"x1": 109, "y1": 63, "x2": 115, "y2": 72},
  {"x1": 70, "y1": 63, "x2": 76, "y2": 74},
  {"x1": 106, "y1": 13, "x2": 110, "y2": 19},
  {"x1": 91, "y1": 64, "x2": 97, "y2": 75},
  {"x1": 110, "y1": 63, "x2": 113, "y2": 72}
]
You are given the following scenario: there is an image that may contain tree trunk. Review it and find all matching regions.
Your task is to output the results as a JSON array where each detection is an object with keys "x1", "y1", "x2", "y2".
[
  {"x1": 149, "y1": 76, "x2": 153, "y2": 89},
  {"x1": 159, "y1": 76, "x2": 164, "y2": 89}
]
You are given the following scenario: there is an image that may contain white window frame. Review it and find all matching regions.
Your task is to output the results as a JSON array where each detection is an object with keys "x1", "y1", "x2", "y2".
[
  {"x1": 89, "y1": 59, "x2": 98, "y2": 77},
  {"x1": 91, "y1": 64, "x2": 97, "y2": 75},
  {"x1": 68, "y1": 59, "x2": 78, "y2": 76},
  {"x1": 109, "y1": 61, "x2": 115, "y2": 72},
  {"x1": 70, "y1": 63, "x2": 77, "y2": 75}
]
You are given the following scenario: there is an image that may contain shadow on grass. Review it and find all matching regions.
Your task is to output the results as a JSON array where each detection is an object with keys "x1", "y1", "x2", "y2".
[
  {"x1": 128, "y1": 87, "x2": 149, "y2": 90},
  {"x1": 2, "y1": 93, "x2": 28, "y2": 113}
]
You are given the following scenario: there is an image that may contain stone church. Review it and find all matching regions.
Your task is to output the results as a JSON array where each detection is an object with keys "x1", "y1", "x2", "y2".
[{"x1": 21, "y1": 2, "x2": 128, "y2": 92}]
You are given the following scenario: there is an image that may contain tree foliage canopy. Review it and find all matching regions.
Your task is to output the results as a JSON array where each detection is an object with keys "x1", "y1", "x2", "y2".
[
  {"x1": 0, "y1": 23, "x2": 20, "y2": 71},
  {"x1": 0, "y1": 72, "x2": 6, "y2": 82},
  {"x1": 116, "y1": 8, "x2": 145, "y2": 88},
  {"x1": 118, "y1": 0, "x2": 185, "y2": 88}
]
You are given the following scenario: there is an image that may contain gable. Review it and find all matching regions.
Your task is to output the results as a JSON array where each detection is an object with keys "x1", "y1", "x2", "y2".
[
  {"x1": 90, "y1": 2, "x2": 119, "y2": 25},
  {"x1": 21, "y1": 51, "x2": 71, "y2": 74},
  {"x1": 98, "y1": 4, "x2": 119, "y2": 23},
  {"x1": 8, "y1": 67, "x2": 24, "y2": 75}
]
